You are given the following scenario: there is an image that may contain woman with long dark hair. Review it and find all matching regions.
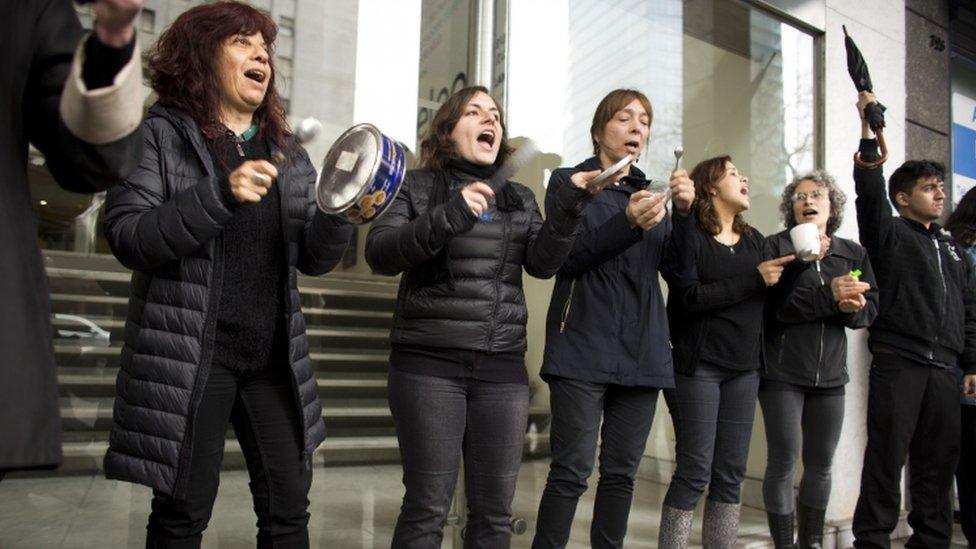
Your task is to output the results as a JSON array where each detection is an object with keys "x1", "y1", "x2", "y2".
[
  {"x1": 946, "y1": 186, "x2": 976, "y2": 548},
  {"x1": 365, "y1": 85, "x2": 602, "y2": 548},
  {"x1": 531, "y1": 88, "x2": 694, "y2": 549},
  {"x1": 102, "y1": 3, "x2": 352, "y2": 546},
  {"x1": 658, "y1": 156, "x2": 792, "y2": 548},
  {"x1": 760, "y1": 171, "x2": 877, "y2": 548}
]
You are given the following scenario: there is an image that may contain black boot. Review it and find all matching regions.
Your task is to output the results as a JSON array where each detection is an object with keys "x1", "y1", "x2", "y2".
[
  {"x1": 766, "y1": 511, "x2": 796, "y2": 548},
  {"x1": 796, "y1": 504, "x2": 825, "y2": 549}
]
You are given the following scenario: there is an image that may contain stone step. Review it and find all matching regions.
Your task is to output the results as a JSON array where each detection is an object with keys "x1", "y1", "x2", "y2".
[
  {"x1": 58, "y1": 400, "x2": 398, "y2": 439},
  {"x1": 56, "y1": 399, "x2": 552, "y2": 442},
  {"x1": 48, "y1": 294, "x2": 394, "y2": 330},
  {"x1": 45, "y1": 266, "x2": 399, "y2": 312},
  {"x1": 51, "y1": 315, "x2": 392, "y2": 350},
  {"x1": 53, "y1": 344, "x2": 391, "y2": 373},
  {"x1": 57, "y1": 373, "x2": 390, "y2": 399},
  {"x1": 29, "y1": 432, "x2": 551, "y2": 476}
]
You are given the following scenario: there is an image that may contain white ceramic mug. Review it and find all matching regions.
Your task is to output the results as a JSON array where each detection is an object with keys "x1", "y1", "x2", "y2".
[{"x1": 789, "y1": 222, "x2": 821, "y2": 262}]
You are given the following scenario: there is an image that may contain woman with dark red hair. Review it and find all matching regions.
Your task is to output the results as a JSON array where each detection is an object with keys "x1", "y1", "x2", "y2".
[{"x1": 101, "y1": 2, "x2": 352, "y2": 547}]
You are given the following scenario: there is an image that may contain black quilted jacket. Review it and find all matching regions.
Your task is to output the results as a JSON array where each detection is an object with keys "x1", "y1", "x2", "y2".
[
  {"x1": 364, "y1": 167, "x2": 585, "y2": 353},
  {"x1": 102, "y1": 103, "x2": 352, "y2": 498}
]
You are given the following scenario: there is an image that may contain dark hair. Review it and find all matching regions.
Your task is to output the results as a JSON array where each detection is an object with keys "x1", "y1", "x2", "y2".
[
  {"x1": 946, "y1": 186, "x2": 976, "y2": 246},
  {"x1": 590, "y1": 89, "x2": 653, "y2": 156},
  {"x1": 887, "y1": 160, "x2": 945, "y2": 209},
  {"x1": 690, "y1": 155, "x2": 751, "y2": 236},
  {"x1": 419, "y1": 86, "x2": 514, "y2": 171},
  {"x1": 780, "y1": 170, "x2": 847, "y2": 235},
  {"x1": 146, "y1": 1, "x2": 289, "y2": 149}
]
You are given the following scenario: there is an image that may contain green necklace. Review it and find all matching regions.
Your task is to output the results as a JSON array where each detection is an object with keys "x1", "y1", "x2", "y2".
[{"x1": 239, "y1": 123, "x2": 259, "y2": 142}]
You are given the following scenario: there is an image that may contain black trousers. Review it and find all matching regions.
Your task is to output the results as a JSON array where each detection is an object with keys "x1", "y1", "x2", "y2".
[
  {"x1": 146, "y1": 364, "x2": 312, "y2": 549},
  {"x1": 958, "y1": 404, "x2": 976, "y2": 546},
  {"x1": 387, "y1": 368, "x2": 529, "y2": 549},
  {"x1": 532, "y1": 377, "x2": 658, "y2": 549},
  {"x1": 852, "y1": 353, "x2": 960, "y2": 549}
]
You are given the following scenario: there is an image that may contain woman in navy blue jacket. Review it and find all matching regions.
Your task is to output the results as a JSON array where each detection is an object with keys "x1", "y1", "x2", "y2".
[{"x1": 531, "y1": 89, "x2": 695, "y2": 549}]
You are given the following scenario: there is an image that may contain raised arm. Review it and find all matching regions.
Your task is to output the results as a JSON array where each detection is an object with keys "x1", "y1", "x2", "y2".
[
  {"x1": 664, "y1": 215, "x2": 774, "y2": 316},
  {"x1": 543, "y1": 168, "x2": 639, "y2": 277},
  {"x1": 524, "y1": 180, "x2": 589, "y2": 279},
  {"x1": 294, "y1": 152, "x2": 354, "y2": 276},
  {"x1": 103, "y1": 124, "x2": 237, "y2": 271},
  {"x1": 364, "y1": 174, "x2": 480, "y2": 276},
  {"x1": 853, "y1": 91, "x2": 896, "y2": 256}
]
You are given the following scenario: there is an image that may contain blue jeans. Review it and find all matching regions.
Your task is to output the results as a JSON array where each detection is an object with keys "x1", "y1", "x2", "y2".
[
  {"x1": 663, "y1": 364, "x2": 759, "y2": 510},
  {"x1": 387, "y1": 369, "x2": 529, "y2": 549},
  {"x1": 532, "y1": 377, "x2": 658, "y2": 549}
]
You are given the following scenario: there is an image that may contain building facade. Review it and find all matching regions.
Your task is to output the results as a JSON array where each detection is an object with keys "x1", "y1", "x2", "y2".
[{"x1": 26, "y1": 1, "x2": 976, "y2": 546}]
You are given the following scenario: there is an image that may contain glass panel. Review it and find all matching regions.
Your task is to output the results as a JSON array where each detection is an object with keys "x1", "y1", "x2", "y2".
[
  {"x1": 139, "y1": 9, "x2": 155, "y2": 34},
  {"x1": 951, "y1": 57, "x2": 976, "y2": 207},
  {"x1": 279, "y1": 15, "x2": 295, "y2": 38},
  {"x1": 416, "y1": 0, "x2": 473, "y2": 143},
  {"x1": 32, "y1": 0, "x2": 476, "y2": 276},
  {"x1": 505, "y1": 0, "x2": 816, "y2": 234}
]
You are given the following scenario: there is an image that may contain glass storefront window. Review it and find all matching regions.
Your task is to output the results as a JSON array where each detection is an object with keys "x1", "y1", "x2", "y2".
[
  {"x1": 35, "y1": 0, "x2": 815, "y2": 259},
  {"x1": 504, "y1": 0, "x2": 817, "y2": 234},
  {"x1": 417, "y1": 0, "x2": 473, "y2": 144},
  {"x1": 952, "y1": 57, "x2": 976, "y2": 207},
  {"x1": 33, "y1": 0, "x2": 479, "y2": 273}
]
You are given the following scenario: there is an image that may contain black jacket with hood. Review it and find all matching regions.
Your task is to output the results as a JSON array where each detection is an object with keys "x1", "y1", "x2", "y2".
[
  {"x1": 854, "y1": 138, "x2": 976, "y2": 372},
  {"x1": 102, "y1": 103, "x2": 352, "y2": 498},
  {"x1": 762, "y1": 230, "x2": 879, "y2": 387},
  {"x1": 541, "y1": 157, "x2": 676, "y2": 388}
]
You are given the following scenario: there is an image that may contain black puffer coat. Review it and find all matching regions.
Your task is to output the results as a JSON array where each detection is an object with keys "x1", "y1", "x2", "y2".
[
  {"x1": 365, "y1": 167, "x2": 585, "y2": 353},
  {"x1": 102, "y1": 103, "x2": 352, "y2": 498}
]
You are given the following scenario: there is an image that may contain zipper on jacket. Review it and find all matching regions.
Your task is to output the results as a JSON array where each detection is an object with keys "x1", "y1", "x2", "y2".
[
  {"x1": 175, "y1": 233, "x2": 224, "y2": 498},
  {"x1": 234, "y1": 135, "x2": 245, "y2": 157},
  {"x1": 486, "y1": 214, "x2": 512, "y2": 349},
  {"x1": 559, "y1": 280, "x2": 577, "y2": 333},
  {"x1": 932, "y1": 236, "x2": 948, "y2": 352},
  {"x1": 776, "y1": 332, "x2": 786, "y2": 367},
  {"x1": 815, "y1": 260, "x2": 825, "y2": 386},
  {"x1": 278, "y1": 169, "x2": 312, "y2": 461}
]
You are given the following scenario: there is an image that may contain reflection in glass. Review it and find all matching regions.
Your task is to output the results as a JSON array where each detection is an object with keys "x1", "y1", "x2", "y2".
[
  {"x1": 417, "y1": 0, "x2": 472, "y2": 143},
  {"x1": 506, "y1": 0, "x2": 815, "y2": 234}
]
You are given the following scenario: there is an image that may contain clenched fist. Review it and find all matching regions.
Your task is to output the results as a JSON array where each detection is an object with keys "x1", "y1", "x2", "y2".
[{"x1": 228, "y1": 160, "x2": 278, "y2": 204}]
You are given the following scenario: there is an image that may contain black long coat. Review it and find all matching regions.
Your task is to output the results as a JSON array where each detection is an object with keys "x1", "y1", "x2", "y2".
[
  {"x1": 0, "y1": 0, "x2": 141, "y2": 472},
  {"x1": 102, "y1": 103, "x2": 352, "y2": 498}
]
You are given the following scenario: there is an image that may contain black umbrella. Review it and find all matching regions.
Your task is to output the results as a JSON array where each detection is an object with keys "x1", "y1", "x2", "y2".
[{"x1": 844, "y1": 25, "x2": 888, "y2": 167}]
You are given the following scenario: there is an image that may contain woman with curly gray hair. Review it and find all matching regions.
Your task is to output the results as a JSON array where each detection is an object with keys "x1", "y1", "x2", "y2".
[{"x1": 760, "y1": 170, "x2": 879, "y2": 548}]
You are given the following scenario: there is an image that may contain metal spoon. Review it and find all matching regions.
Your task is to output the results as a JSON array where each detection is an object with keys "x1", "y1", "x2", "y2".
[
  {"x1": 273, "y1": 117, "x2": 323, "y2": 164},
  {"x1": 673, "y1": 146, "x2": 684, "y2": 172},
  {"x1": 295, "y1": 117, "x2": 323, "y2": 144}
]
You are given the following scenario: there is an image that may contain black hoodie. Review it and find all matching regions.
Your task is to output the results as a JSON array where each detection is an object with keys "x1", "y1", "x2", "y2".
[{"x1": 854, "y1": 138, "x2": 976, "y2": 373}]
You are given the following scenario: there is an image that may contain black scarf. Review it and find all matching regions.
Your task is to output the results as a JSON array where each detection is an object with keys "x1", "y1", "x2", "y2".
[{"x1": 412, "y1": 158, "x2": 525, "y2": 289}]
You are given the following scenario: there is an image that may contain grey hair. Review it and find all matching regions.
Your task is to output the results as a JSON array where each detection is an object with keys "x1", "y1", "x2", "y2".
[{"x1": 780, "y1": 170, "x2": 847, "y2": 235}]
